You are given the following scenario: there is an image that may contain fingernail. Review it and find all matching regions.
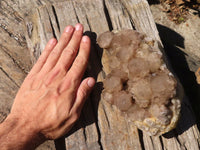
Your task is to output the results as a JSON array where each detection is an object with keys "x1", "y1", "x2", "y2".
[
  {"x1": 82, "y1": 36, "x2": 89, "y2": 43},
  {"x1": 49, "y1": 38, "x2": 56, "y2": 45},
  {"x1": 87, "y1": 78, "x2": 95, "y2": 88},
  {"x1": 65, "y1": 26, "x2": 73, "y2": 33},
  {"x1": 75, "y1": 23, "x2": 82, "y2": 31}
]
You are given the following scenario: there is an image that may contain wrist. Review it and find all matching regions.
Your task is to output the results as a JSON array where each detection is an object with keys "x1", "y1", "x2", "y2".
[{"x1": 0, "y1": 114, "x2": 46, "y2": 150}]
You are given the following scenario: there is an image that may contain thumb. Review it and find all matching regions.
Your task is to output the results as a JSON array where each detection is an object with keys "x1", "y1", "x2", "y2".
[{"x1": 70, "y1": 77, "x2": 95, "y2": 114}]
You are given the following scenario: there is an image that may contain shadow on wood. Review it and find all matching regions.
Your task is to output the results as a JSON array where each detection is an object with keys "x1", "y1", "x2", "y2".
[
  {"x1": 156, "y1": 24, "x2": 199, "y2": 144},
  {"x1": 157, "y1": 23, "x2": 200, "y2": 129}
]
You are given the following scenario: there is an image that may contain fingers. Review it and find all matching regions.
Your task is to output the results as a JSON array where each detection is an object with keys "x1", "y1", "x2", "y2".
[
  {"x1": 39, "y1": 25, "x2": 75, "y2": 75},
  {"x1": 68, "y1": 36, "x2": 91, "y2": 79},
  {"x1": 70, "y1": 77, "x2": 95, "y2": 117},
  {"x1": 59, "y1": 35, "x2": 91, "y2": 93},
  {"x1": 54, "y1": 77, "x2": 95, "y2": 139},
  {"x1": 54, "y1": 24, "x2": 84, "y2": 70},
  {"x1": 28, "y1": 38, "x2": 57, "y2": 76}
]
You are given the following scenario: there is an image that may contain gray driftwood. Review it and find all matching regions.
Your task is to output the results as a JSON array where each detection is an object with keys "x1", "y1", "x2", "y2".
[{"x1": 0, "y1": 0, "x2": 200, "y2": 150}]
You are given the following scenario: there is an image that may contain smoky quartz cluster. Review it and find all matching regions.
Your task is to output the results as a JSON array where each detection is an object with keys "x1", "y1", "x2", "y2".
[{"x1": 97, "y1": 29, "x2": 181, "y2": 135}]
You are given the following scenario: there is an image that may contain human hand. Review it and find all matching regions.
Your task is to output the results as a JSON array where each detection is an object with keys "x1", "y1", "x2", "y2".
[{"x1": 3, "y1": 24, "x2": 95, "y2": 146}]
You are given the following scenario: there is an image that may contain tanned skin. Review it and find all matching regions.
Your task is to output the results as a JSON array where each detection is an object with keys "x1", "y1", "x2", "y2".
[{"x1": 0, "y1": 24, "x2": 95, "y2": 150}]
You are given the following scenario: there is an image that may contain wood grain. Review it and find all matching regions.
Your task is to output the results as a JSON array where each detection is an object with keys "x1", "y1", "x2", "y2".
[{"x1": 1, "y1": 0, "x2": 200, "y2": 149}]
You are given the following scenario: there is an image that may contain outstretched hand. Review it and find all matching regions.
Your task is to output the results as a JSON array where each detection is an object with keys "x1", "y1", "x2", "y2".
[{"x1": 0, "y1": 24, "x2": 95, "y2": 149}]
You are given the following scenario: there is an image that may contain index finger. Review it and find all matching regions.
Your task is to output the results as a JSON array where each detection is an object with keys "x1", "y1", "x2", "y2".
[{"x1": 59, "y1": 35, "x2": 91, "y2": 93}]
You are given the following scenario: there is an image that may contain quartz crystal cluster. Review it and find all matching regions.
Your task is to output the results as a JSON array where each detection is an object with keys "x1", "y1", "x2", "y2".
[{"x1": 97, "y1": 29, "x2": 182, "y2": 136}]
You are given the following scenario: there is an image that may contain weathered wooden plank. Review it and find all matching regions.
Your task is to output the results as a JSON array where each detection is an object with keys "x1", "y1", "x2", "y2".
[
  {"x1": 26, "y1": 1, "x2": 105, "y2": 149},
  {"x1": 105, "y1": 0, "x2": 133, "y2": 30},
  {"x1": 52, "y1": 2, "x2": 103, "y2": 149},
  {"x1": 46, "y1": 5, "x2": 61, "y2": 40},
  {"x1": 0, "y1": 0, "x2": 32, "y2": 72},
  {"x1": 97, "y1": 1, "x2": 143, "y2": 149},
  {"x1": 162, "y1": 134, "x2": 183, "y2": 150},
  {"x1": 116, "y1": 1, "x2": 200, "y2": 150},
  {"x1": 24, "y1": 1, "x2": 141, "y2": 149},
  {"x1": 0, "y1": 0, "x2": 56, "y2": 149},
  {"x1": 53, "y1": 1, "x2": 78, "y2": 33},
  {"x1": 175, "y1": 97, "x2": 200, "y2": 150},
  {"x1": 151, "y1": 136, "x2": 163, "y2": 150},
  {"x1": 0, "y1": 0, "x2": 30, "y2": 123},
  {"x1": 120, "y1": 0, "x2": 161, "y2": 42},
  {"x1": 19, "y1": 0, "x2": 200, "y2": 150}
]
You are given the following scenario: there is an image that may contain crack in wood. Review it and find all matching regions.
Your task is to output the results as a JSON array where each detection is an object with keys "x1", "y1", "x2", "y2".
[
  {"x1": 51, "y1": 5, "x2": 60, "y2": 33},
  {"x1": 85, "y1": 15, "x2": 92, "y2": 31},
  {"x1": 72, "y1": 1, "x2": 80, "y2": 23},
  {"x1": 174, "y1": 132, "x2": 186, "y2": 149},
  {"x1": 95, "y1": 121, "x2": 104, "y2": 150},
  {"x1": 35, "y1": 0, "x2": 43, "y2": 6},
  {"x1": 150, "y1": 136, "x2": 156, "y2": 150},
  {"x1": 159, "y1": 136, "x2": 165, "y2": 150},
  {"x1": 120, "y1": 2, "x2": 136, "y2": 29},
  {"x1": 82, "y1": 127, "x2": 88, "y2": 147},
  {"x1": 47, "y1": 10, "x2": 57, "y2": 39},
  {"x1": 103, "y1": 0, "x2": 113, "y2": 31},
  {"x1": 102, "y1": 104, "x2": 111, "y2": 129},
  {"x1": 138, "y1": 130, "x2": 145, "y2": 150},
  {"x1": 26, "y1": 22, "x2": 33, "y2": 38}
]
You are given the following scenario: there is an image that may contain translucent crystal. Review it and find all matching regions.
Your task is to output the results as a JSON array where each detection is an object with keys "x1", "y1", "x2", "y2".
[
  {"x1": 102, "y1": 91, "x2": 114, "y2": 104},
  {"x1": 150, "y1": 72, "x2": 176, "y2": 104},
  {"x1": 127, "y1": 104, "x2": 149, "y2": 121},
  {"x1": 97, "y1": 31, "x2": 114, "y2": 48},
  {"x1": 109, "y1": 56, "x2": 120, "y2": 69},
  {"x1": 113, "y1": 91, "x2": 132, "y2": 111},
  {"x1": 110, "y1": 32, "x2": 131, "y2": 49},
  {"x1": 116, "y1": 44, "x2": 136, "y2": 62},
  {"x1": 103, "y1": 75, "x2": 123, "y2": 92},
  {"x1": 128, "y1": 58, "x2": 150, "y2": 79},
  {"x1": 147, "y1": 52, "x2": 162, "y2": 73},
  {"x1": 128, "y1": 78, "x2": 152, "y2": 108}
]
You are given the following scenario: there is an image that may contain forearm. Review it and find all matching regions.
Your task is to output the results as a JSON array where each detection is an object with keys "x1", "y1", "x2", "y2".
[{"x1": 0, "y1": 115, "x2": 45, "y2": 150}]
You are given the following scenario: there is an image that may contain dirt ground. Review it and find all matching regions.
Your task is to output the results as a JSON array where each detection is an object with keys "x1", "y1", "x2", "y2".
[{"x1": 149, "y1": 1, "x2": 200, "y2": 126}]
